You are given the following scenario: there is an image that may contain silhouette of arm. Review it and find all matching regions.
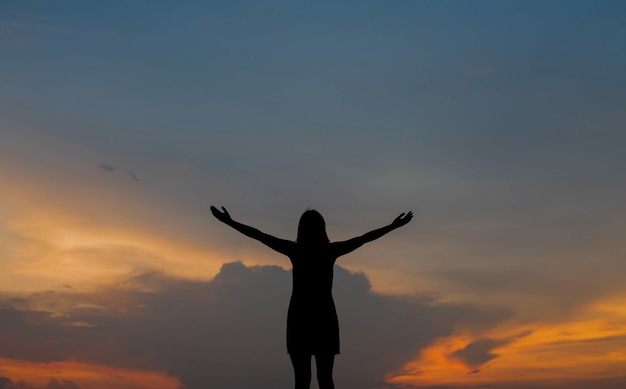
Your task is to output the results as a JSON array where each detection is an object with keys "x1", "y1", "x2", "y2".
[
  {"x1": 331, "y1": 211, "x2": 413, "y2": 257},
  {"x1": 210, "y1": 206, "x2": 294, "y2": 256}
]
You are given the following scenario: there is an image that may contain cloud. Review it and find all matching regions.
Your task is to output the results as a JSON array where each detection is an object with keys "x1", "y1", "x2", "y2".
[
  {"x1": 0, "y1": 377, "x2": 81, "y2": 389},
  {"x1": 451, "y1": 330, "x2": 533, "y2": 370},
  {"x1": 45, "y1": 380, "x2": 80, "y2": 389},
  {"x1": 450, "y1": 338, "x2": 507, "y2": 369},
  {"x1": 0, "y1": 263, "x2": 510, "y2": 389},
  {"x1": 0, "y1": 376, "x2": 32, "y2": 389},
  {"x1": 98, "y1": 163, "x2": 141, "y2": 182},
  {"x1": 0, "y1": 18, "x2": 54, "y2": 48},
  {"x1": 391, "y1": 376, "x2": 626, "y2": 389},
  {"x1": 0, "y1": 359, "x2": 180, "y2": 389}
]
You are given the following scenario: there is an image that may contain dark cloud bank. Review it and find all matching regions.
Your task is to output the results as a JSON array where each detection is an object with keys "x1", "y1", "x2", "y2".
[
  {"x1": 0, "y1": 378, "x2": 79, "y2": 389},
  {"x1": 0, "y1": 263, "x2": 510, "y2": 389}
]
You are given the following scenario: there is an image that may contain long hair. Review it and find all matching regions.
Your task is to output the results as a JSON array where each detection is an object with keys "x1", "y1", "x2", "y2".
[{"x1": 296, "y1": 209, "x2": 330, "y2": 246}]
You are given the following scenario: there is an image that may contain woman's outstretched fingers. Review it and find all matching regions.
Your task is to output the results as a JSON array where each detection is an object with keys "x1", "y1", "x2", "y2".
[
  {"x1": 210, "y1": 205, "x2": 231, "y2": 223},
  {"x1": 395, "y1": 211, "x2": 413, "y2": 227}
]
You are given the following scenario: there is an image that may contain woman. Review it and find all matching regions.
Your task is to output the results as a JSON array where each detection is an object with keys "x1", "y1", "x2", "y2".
[{"x1": 210, "y1": 206, "x2": 412, "y2": 389}]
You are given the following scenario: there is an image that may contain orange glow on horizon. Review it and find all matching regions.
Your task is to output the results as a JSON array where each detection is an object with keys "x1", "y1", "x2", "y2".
[
  {"x1": 386, "y1": 332, "x2": 482, "y2": 387},
  {"x1": 386, "y1": 304, "x2": 626, "y2": 387},
  {"x1": 0, "y1": 358, "x2": 183, "y2": 389},
  {"x1": 0, "y1": 184, "x2": 231, "y2": 292}
]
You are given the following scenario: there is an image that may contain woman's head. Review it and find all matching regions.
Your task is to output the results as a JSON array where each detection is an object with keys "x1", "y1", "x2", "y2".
[{"x1": 297, "y1": 209, "x2": 329, "y2": 246}]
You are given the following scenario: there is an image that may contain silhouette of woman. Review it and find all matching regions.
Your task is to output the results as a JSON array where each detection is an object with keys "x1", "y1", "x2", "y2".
[{"x1": 210, "y1": 206, "x2": 413, "y2": 389}]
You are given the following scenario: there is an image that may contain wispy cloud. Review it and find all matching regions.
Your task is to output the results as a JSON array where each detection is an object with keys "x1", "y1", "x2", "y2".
[
  {"x1": 0, "y1": 17, "x2": 63, "y2": 48},
  {"x1": 98, "y1": 163, "x2": 141, "y2": 182}
]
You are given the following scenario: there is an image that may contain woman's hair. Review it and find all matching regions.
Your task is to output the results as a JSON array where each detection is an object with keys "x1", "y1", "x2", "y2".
[{"x1": 296, "y1": 209, "x2": 330, "y2": 246}]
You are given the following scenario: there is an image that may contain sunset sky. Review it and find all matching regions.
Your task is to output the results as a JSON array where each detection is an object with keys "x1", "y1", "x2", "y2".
[{"x1": 2, "y1": 1, "x2": 626, "y2": 388}]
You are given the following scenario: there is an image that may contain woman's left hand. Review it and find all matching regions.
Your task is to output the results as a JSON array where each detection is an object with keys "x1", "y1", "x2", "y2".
[{"x1": 392, "y1": 211, "x2": 413, "y2": 228}]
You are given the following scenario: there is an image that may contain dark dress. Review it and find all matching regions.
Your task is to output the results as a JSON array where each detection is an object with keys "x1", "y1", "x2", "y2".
[{"x1": 286, "y1": 244, "x2": 340, "y2": 355}]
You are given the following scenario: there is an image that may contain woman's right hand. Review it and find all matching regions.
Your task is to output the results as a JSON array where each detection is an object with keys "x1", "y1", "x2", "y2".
[{"x1": 210, "y1": 206, "x2": 232, "y2": 224}]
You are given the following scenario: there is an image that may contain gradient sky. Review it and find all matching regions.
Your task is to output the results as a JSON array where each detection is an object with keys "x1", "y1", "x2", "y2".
[{"x1": 2, "y1": 1, "x2": 626, "y2": 388}]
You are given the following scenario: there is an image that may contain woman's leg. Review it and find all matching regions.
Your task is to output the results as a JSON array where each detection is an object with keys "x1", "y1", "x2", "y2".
[
  {"x1": 290, "y1": 353, "x2": 312, "y2": 389},
  {"x1": 314, "y1": 354, "x2": 335, "y2": 389}
]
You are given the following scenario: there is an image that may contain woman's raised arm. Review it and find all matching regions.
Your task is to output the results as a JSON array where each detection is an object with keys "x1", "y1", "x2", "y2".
[
  {"x1": 331, "y1": 211, "x2": 413, "y2": 258},
  {"x1": 211, "y1": 206, "x2": 294, "y2": 256}
]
